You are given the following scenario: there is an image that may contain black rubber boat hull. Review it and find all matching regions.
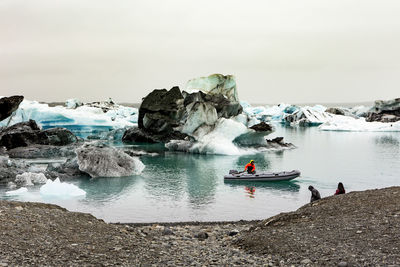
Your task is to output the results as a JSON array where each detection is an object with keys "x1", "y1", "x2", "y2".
[{"x1": 224, "y1": 170, "x2": 300, "y2": 182}]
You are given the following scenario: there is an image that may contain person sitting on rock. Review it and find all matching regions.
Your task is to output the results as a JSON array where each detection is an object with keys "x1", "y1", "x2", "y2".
[
  {"x1": 334, "y1": 182, "x2": 346, "y2": 195},
  {"x1": 308, "y1": 185, "x2": 321, "y2": 202},
  {"x1": 244, "y1": 160, "x2": 256, "y2": 174}
]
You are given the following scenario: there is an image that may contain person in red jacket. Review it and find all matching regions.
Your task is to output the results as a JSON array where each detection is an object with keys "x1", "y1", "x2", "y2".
[
  {"x1": 335, "y1": 182, "x2": 345, "y2": 195},
  {"x1": 244, "y1": 160, "x2": 256, "y2": 174}
]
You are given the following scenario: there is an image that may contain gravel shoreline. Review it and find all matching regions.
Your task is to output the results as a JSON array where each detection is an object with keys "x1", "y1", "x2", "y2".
[{"x1": 1, "y1": 187, "x2": 399, "y2": 266}]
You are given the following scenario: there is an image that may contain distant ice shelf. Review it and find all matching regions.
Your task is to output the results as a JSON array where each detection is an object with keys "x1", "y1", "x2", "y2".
[
  {"x1": 0, "y1": 99, "x2": 138, "y2": 137},
  {"x1": 319, "y1": 116, "x2": 400, "y2": 132}
]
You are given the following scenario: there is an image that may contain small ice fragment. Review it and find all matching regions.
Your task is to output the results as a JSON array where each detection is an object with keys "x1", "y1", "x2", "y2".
[
  {"x1": 6, "y1": 187, "x2": 28, "y2": 195},
  {"x1": 40, "y1": 178, "x2": 86, "y2": 197}
]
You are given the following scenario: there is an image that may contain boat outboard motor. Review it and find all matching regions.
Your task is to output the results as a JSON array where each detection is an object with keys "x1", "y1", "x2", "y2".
[{"x1": 229, "y1": 170, "x2": 239, "y2": 175}]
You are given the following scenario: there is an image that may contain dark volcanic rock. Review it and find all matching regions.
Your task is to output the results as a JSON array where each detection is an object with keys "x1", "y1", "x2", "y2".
[
  {"x1": 0, "y1": 120, "x2": 48, "y2": 149},
  {"x1": 44, "y1": 128, "x2": 78, "y2": 146},
  {"x1": 122, "y1": 127, "x2": 188, "y2": 144},
  {"x1": 138, "y1": 86, "x2": 184, "y2": 130},
  {"x1": 366, "y1": 98, "x2": 400, "y2": 122},
  {"x1": 0, "y1": 95, "x2": 24, "y2": 122},
  {"x1": 266, "y1": 137, "x2": 294, "y2": 148},
  {"x1": 0, "y1": 120, "x2": 78, "y2": 150},
  {"x1": 249, "y1": 122, "x2": 273, "y2": 132},
  {"x1": 325, "y1": 107, "x2": 346, "y2": 116}
]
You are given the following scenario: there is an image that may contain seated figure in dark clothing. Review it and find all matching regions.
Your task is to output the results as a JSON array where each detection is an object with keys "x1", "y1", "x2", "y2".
[{"x1": 308, "y1": 185, "x2": 321, "y2": 202}]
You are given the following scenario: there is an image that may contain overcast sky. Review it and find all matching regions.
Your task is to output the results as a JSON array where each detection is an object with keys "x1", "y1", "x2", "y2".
[{"x1": 1, "y1": 0, "x2": 400, "y2": 104}]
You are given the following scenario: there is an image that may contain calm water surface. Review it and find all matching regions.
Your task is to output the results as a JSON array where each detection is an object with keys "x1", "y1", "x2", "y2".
[{"x1": 2, "y1": 126, "x2": 400, "y2": 223}]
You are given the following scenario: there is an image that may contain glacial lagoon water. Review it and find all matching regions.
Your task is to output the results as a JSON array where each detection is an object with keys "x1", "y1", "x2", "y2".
[{"x1": 2, "y1": 125, "x2": 400, "y2": 223}]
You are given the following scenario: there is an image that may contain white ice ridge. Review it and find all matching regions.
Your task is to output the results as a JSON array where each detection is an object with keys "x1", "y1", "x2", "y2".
[
  {"x1": 0, "y1": 99, "x2": 138, "y2": 130},
  {"x1": 319, "y1": 116, "x2": 400, "y2": 132},
  {"x1": 6, "y1": 187, "x2": 28, "y2": 196},
  {"x1": 40, "y1": 178, "x2": 86, "y2": 197}
]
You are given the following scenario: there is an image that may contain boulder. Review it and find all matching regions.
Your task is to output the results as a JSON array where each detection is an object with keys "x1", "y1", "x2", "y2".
[
  {"x1": 0, "y1": 95, "x2": 24, "y2": 122},
  {"x1": 366, "y1": 98, "x2": 400, "y2": 122},
  {"x1": 76, "y1": 144, "x2": 145, "y2": 178}
]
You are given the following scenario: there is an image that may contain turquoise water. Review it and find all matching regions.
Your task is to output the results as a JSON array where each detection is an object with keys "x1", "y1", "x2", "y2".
[{"x1": 2, "y1": 126, "x2": 400, "y2": 223}]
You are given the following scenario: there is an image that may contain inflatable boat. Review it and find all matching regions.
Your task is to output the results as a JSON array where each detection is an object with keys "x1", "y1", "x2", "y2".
[{"x1": 224, "y1": 170, "x2": 300, "y2": 182}]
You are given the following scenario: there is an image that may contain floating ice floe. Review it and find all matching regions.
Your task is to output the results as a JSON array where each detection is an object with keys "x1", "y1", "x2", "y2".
[
  {"x1": 0, "y1": 99, "x2": 138, "y2": 137},
  {"x1": 319, "y1": 116, "x2": 400, "y2": 132},
  {"x1": 283, "y1": 105, "x2": 335, "y2": 126},
  {"x1": 40, "y1": 178, "x2": 86, "y2": 197},
  {"x1": 6, "y1": 187, "x2": 28, "y2": 196}
]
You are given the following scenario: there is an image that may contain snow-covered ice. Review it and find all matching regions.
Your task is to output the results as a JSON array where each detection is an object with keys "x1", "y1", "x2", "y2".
[
  {"x1": 319, "y1": 116, "x2": 400, "y2": 132},
  {"x1": 40, "y1": 178, "x2": 86, "y2": 197}
]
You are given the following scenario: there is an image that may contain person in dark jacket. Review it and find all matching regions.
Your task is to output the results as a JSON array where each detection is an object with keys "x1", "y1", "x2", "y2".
[
  {"x1": 308, "y1": 185, "x2": 321, "y2": 202},
  {"x1": 334, "y1": 182, "x2": 345, "y2": 195}
]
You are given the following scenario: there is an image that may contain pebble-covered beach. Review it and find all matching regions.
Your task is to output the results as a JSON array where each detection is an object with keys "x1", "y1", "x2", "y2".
[{"x1": 1, "y1": 187, "x2": 399, "y2": 266}]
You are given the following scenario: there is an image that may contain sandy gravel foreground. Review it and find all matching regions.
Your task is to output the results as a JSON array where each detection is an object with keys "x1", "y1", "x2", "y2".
[{"x1": 0, "y1": 187, "x2": 399, "y2": 266}]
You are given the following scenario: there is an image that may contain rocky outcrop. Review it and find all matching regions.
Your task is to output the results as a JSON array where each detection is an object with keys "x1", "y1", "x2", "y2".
[
  {"x1": 0, "y1": 95, "x2": 24, "y2": 122},
  {"x1": 366, "y1": 98, "x2": 400, "y2": 122},
  {"x1": 0, "y1": 120, "x2": 78, "y2": 150},
  {"x1": 76, "y1": 143, "x2": 145, "y2": 178}
]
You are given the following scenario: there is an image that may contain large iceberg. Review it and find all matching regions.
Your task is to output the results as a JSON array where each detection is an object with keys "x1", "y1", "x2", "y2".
[
  {"x1": 40, "y1": 178, "x2": 86, "y2": 197},
  {"x1": 0, "y1": 99, "x2": 138, "y2": 138},
  {"x1": 319, "y1": 116, "x2": 400, "y2": 132}
]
